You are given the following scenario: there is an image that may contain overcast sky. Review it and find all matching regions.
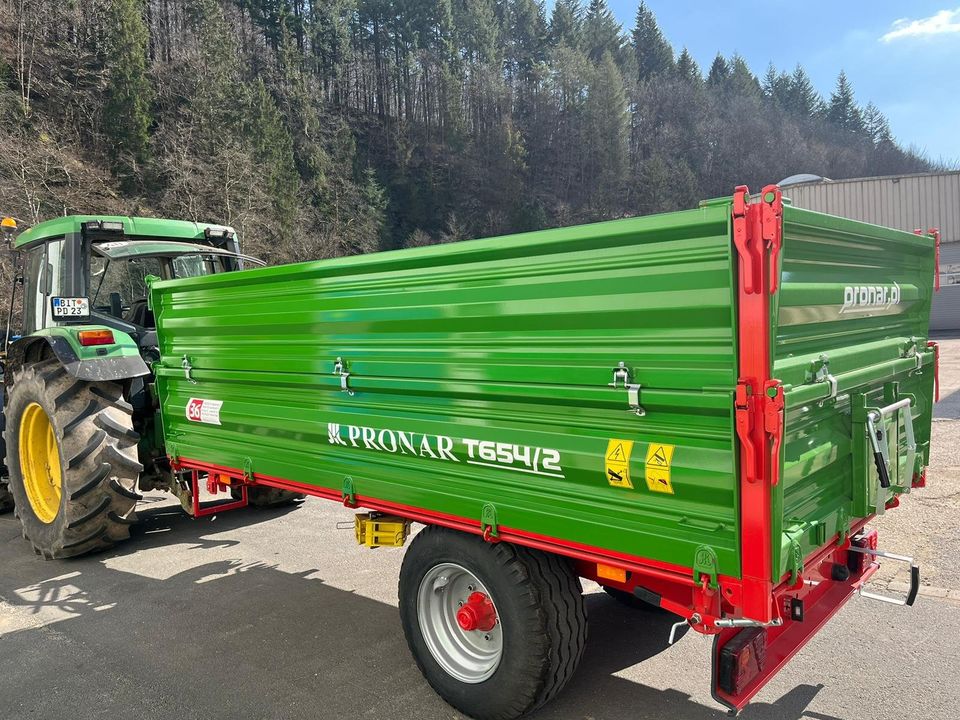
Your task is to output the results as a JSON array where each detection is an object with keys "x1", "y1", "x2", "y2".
[{"x1": 557, "y1": 1, "x2": 960, "y2": 166}]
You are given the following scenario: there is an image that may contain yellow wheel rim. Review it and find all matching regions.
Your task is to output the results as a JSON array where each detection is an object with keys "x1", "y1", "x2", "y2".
[{"x1": 19, "y1": 402, "x2": 63, "y2": 524}]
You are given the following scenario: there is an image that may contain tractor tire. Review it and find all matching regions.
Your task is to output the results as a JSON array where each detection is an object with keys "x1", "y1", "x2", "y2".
[
  {"x1": 399, "y1": 527, "x2": 587, "y2": 720},
  {"x1": 0, "y1": 482, "x2": 12, "y2": 513},
  {"x1": 231, "y1": 486, "x2": 305, "y2": 508},
  {"x1": 4, "y1": 359, "x2": 142, "y2": 558},
  {"x1": 0, "y1": 384, "x2": 13, "y2": 513}
]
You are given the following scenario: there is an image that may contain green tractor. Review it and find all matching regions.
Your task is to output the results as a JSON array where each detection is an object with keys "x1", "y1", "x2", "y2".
[{"x1": 0, "y1": 215, "x2": 300, "y2": 558}]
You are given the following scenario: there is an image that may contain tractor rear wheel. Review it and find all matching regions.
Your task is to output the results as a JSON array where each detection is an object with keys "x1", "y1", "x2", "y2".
[
  {"x1": 4, "y1": 359, "x2": 142, "y2": 558},
  {"x1": 0, "y1": 384, "x2": 13, "y2": 513},
  {"x1": 399, "y1": 527, "x2": 587, "y2": 720}
]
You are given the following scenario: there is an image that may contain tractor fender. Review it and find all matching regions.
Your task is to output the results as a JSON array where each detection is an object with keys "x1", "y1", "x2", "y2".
[{"x1": 5, "y1": 328, "x2": 149, "y2": 384}]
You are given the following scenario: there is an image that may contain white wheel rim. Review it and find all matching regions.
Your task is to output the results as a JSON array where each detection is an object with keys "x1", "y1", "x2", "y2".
[{"x1": 417, "y1": 562, "x2": 502, "y2": 683}]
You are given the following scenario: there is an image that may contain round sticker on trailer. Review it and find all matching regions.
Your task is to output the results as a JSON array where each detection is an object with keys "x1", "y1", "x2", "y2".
[{"x1": 186, "y1": 398, "x2": 223, "y2": 426}]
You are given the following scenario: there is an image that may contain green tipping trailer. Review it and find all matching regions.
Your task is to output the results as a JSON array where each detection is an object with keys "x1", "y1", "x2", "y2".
[{"x1": 114, "y1": 186, "x2": 944, "y2": 717}]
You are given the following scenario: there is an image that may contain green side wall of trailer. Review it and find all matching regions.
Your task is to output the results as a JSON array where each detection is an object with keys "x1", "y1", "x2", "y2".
[{"x1": 149, "y1": 196, "x2": 935, "y2": 584}]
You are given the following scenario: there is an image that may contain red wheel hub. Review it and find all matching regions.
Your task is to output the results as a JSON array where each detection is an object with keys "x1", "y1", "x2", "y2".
[{"x1": 456, "y1": 591, "x2": 497, "y2": 632}]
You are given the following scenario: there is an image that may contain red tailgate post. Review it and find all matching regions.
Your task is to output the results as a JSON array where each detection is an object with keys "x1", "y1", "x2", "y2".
[{"x1": 733, "y1": 185, "x2": 784, "y2": 626}]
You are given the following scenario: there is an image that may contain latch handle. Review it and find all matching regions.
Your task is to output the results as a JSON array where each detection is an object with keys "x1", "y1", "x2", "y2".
[
  {"x1": 181, "y1": 355, "x2": 197, "y2": 385},
  {"x1": 333, "y1": 357, "x2": 355, "y2": 396}
]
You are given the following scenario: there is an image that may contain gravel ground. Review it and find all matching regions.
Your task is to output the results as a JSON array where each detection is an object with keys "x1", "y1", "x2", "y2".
[{"x1": 1, "y1": 339, "x2": 958, "y2": 720}]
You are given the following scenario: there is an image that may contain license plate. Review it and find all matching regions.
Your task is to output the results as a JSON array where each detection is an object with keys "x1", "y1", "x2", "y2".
[{"x1": 51, "y1": 297, "x2": 90, "y2": 319}]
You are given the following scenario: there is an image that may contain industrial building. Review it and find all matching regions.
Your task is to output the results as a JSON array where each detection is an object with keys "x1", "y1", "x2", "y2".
[{"x1": 784, "y1": 171, "x2": 960, "y2": 331}]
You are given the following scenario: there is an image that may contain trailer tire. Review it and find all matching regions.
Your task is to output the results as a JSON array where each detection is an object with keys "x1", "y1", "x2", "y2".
[
  {"x1": 399, "y1": 526, "x2": 587, "y2": 720},
  {"x1": 4, "y1": 359, "x2": 142, "y2": 558},
  {"x1": 232, "y1": 486, "x2": 305, "y2": 508}
]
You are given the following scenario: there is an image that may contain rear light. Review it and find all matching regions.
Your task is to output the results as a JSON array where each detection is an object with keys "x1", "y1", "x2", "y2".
[
  {"x1": 717, "y1": 628, "x2": 766, "y2": 696},
  {"x1": 78, "y1": 330, "x2": 115, "y2": 346}
]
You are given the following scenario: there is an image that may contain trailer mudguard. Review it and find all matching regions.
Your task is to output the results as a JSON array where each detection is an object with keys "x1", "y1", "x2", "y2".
[{"x1": 6, "y1": 327, "x2": 149, "y2": 383}]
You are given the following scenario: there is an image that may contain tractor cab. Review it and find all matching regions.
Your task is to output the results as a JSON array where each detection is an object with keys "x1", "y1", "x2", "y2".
[
  {"x1": 6, "y1": 216, "x2": 263, "y2": 350},
  {"x1": 0, "y1": 214, "x2": 267, "y2": 525}
]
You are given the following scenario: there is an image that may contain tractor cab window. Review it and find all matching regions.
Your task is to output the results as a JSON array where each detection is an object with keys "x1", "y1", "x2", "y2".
[
  {"x1": 21, "y1": 238, "x2": 68, "y2": 335},
  {"x1": 90, "y1": 255, "x2": 163, "y2": 327}
]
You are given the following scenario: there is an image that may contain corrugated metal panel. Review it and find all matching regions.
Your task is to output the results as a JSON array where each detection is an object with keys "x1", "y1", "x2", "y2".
[
  {"x1": 787, "y1": 172, "x2": 960, "y2": 329},
  {"x1": 152, "y1": 205, "x2": 743, "y2": 576},
  {"x1": 786, "y1": 171, "x2": 960, "y2": 243},
  {"x1": 773, "y1": 206, "x2": 936, "y2": 577},
  {"x1": 931, "y1": 286, "x2": 960, "y2": 332}
]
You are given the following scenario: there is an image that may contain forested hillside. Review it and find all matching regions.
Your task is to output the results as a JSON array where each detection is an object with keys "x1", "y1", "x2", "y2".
[{"x1": 0, "y1": 0, "x2": 937, "y2": 263}]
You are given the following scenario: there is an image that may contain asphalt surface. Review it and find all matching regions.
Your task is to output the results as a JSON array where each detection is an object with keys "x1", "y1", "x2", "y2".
[{"x1": 2, "y1": 341, "x2": 960, "y2": 720}]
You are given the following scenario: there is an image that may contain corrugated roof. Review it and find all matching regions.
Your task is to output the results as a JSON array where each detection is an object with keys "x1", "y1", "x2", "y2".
[{"x1": 785, "y1": 171, "x2": 960, "y2": 243}]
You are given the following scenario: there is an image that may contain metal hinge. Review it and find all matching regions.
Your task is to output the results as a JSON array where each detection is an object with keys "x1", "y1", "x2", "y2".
[
  {"x1": 333, "y1": 357, "x2": 354, "y2": 396},
  {"x1": 609, "y1": 362, "x2": 645, "y2": 416}
]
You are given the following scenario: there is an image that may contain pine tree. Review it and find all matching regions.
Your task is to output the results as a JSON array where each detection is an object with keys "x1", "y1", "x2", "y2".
[
  {"x1": 727, "y1": 54, "x2": 760, "y2": 98},
  {"x1": 246, "y1": 78, "x2": 299, "y2": 235},
  {"x1": 584, "y1": 50, "x2": 628, "y2": 213},
  {"x1": 675, "y1": 48, "x2": 701, "y2": 84},
  {"x1": 706, "y1": 53, "x2": 729, "y2": 87},
  {"x1": 582, "y1": 0, "x2": 623, "y2": 62},
  {"x1": 827, "y1": 71, "x2": 864, "y2": 133},
  {"x1": 862, "y1": 102, "x2": 894, "y2": 146},
  {"x1": 631, "y1": 2, "x2": 673, "y2": 81},
  {"x1": 785, "y1": 64, "x2": 820, "y2": 118},
  {"x1": 762, "y1": 63, "x2": 790, "y2": 106},
  {"x1": 508, "y1": 0, "x2": 548, "y2": 84},
  {"x1": 103, "y1": 0, "x2": 154, "y2": 183},
  {"x1": 549, "y1": 0, "x2": 582, "y2": 48}
]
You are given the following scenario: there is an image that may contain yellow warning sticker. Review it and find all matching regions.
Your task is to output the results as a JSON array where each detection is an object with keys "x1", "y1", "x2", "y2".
[
  {"x1": 605, "y1": 439, "x2": 634, "y2": 489},
  {"x1": 645, "y1": 443, "x2": 675, "y2": 468},
  {"x1": 644, "y1": 443, "x2": 675, "y2": 494}
]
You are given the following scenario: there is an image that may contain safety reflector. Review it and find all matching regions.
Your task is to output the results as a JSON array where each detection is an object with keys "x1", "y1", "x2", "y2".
[{"x1": 596, "y1": 563, "x2": 627, "y2": 583}]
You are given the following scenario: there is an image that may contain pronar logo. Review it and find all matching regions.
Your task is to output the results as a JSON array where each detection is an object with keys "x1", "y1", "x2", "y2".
[
  {"x1": 841, "y1": 283, "x2": 901, "y2": 314},
  {"x1": 327, "y1": 423, "x2": 564, "y2": 478}
]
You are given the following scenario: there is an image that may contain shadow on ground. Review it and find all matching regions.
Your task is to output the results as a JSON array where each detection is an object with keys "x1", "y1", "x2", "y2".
[{"x1": 0, "y1": 502, "x2": 841, "y2": 720}]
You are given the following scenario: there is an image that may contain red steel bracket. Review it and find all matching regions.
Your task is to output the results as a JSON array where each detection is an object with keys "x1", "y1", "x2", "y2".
[
  {"x1": 931, "y1": 228, "x2": 941, "y2": 292},
  {"x1": 759, "y1": 185, "x2": 784, "y2": 294},
  {"x1": 735, "y1": 380, "x2": 757, "y2": 483},
  {"x1": 916, "y1": 227, "x2": 941, "y2": 291},
  {"x1": 763, "y1": 380, "x2": 784, "y2": 487},
  {"x1": 732, "y1": 186, "x2": 759, "y2": 294},
  {"x1": 191, "y1": 470, "x2": 248, "y2": 518}
]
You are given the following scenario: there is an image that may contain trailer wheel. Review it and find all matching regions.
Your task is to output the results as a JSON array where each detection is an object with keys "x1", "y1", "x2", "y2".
[
  {"x1": 399, "y1": 527, "x2": 587, "y2": 720},
  {"x1": 231, "y1": 486, "x2": 305, "y2": 508},
  {"x1": 4, "y1": 359, "x2": 142, "y2": 558}
]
